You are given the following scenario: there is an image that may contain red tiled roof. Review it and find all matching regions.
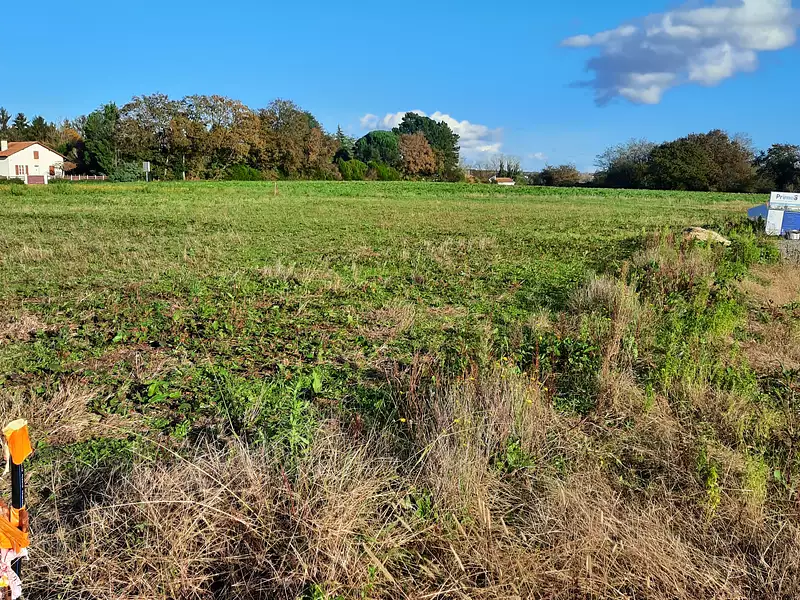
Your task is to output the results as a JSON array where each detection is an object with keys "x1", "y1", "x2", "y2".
[{"x1": 0, "y1": 141, "x2": 66, "y2": 159}]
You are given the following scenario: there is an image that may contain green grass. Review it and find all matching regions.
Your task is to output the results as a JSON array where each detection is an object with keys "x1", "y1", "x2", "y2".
[
  {"x1": 0, "y1": 181, "x2": 757, "y2": 437},
  {"x1": 8, "y1": 181, "x2": 800, "y2": 600}
]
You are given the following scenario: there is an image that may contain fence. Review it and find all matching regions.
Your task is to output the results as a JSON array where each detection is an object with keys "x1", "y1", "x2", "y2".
[{"x1": 55, "y1": 175, "x2": 108, "y2": 181}]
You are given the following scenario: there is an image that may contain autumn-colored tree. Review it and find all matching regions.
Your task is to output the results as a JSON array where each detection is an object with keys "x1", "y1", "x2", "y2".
[
  {"x1": 256, "y1": 99, "x2": 337, "y2": 178},
  {"x1": 118, "y1": 94, "x2": 184, "y2": 178},
  {"x1": 537, "y1": 164, "x2": 582, "y2": 187},
  {"x1": 392, "y1": 112, "x2": 460, "y2": 174},
  {"x1": 399, "y1": 133, "x2": 436, "y2": 176},
  {"x1": 186, "y1": 95, "x2": 261, "y2": 178}
]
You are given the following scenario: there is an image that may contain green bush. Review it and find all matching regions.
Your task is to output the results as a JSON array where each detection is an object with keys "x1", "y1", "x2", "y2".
[
  {"x1": 0, "y1": 177, "x2": 25, "y2": 185},
  {"x1": 441, "y1": 165, "x2": 466, "y2": 182},
  {"x1": 338, "y1": 159, "x2": 368, "y2": 181},
  {"x1": 110, "y1": 162, "x2": 143, "y2": 182},
  {"x1": 367, "y1": 161, "x2": 401, "y2": 181},
  {"x1": 224, "y1": 164, "x2": 265, "y2": 181},
  {"x1": 516, "y1": 331, "x2": 600, "y2": 415}
]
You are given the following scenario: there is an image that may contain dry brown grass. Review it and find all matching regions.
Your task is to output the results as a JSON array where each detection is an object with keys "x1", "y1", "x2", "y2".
[
  {"x1": 360, "y1": 303, "x2": 416, "y2": 342},
  {"x1": 0, "y1": 377, "x2": 133, "y2": 449},
  {"x1": 739, "y1": 264, "x2": 800, "y2": 372},
  {"x1": 31, "y1": 431, "x2": 402, "y2": 599},
  {"x1": 740, "y1": 264, "x2": 800, "y2": 308},
  {"x1": 259, "y1": 261, "x2": 344, "y2": 292},
  {"x1": 28, "y1": 368, "x2": 800, "y2": 599},
  {"x1": 0, "y1": 309, "x2": 51, "y2": 343}
]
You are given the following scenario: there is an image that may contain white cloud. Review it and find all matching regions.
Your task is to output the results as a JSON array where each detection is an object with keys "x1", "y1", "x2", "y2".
[
  {"x1": 563, "y1": 25, "x2": 639, "y2": 48},
  {"x1": 359, "y1": 110, "x2": 503, "y2": 160},
  {"x1": 528, "y1": 152, "x2": 548, "y2": 161},
  {"x1": 359, "y1": 114, "x2": 378, "y2": 129},
  {"x1": 562, "y1": 0, "x2": 798, "y2": 105}
]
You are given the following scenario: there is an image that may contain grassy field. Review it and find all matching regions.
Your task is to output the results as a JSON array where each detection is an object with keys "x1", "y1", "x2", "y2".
[
  {"x1": 0, "y1": 182, "x2": 753, "y2": 433},
  {"x1": 2, "y1": 181, "x2": 799, "y2": 599}
]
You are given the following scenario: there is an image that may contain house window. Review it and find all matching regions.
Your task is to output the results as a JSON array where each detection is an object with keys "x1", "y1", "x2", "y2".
[
  {"x1": 15, "y1": 165, "x2": 28, "y2": 176},
  {"x1": 33, "y1": 151, "x2": 39, "y2": 160}
]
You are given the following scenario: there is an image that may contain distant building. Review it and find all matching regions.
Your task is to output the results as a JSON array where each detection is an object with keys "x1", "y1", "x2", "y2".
[
  {"x1": 489, "y1": 176, "x2": 516, "y2": 186},
  {"x1": 0, "y1": 141, "x2": 67, "y2": 182}
]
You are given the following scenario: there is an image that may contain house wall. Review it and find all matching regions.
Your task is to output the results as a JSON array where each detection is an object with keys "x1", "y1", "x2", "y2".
[
  {"x1": 0, "y1": 158, "x2": 8, "y2": 178},
  {"x1": 5, "y1": 145, "x2": 64, "y2": 178}
]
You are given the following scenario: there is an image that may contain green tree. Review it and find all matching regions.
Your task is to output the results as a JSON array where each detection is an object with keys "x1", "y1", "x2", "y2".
[
  {"x1": 392, "y1": 113, "x2": 460, "y2": 174},
  {"x1": 756, "y1": 144, "x2": 800, "y2": 192},
  {"x1": 648, "y1": 140, "x2": 713, "y2": 191},
  {"x1": 353, "y1": 130, "x2": 401, "y2": 167},
  {"x1": 11, "y1": 113, "x2": 28, "y2": 141},
  {"x1": 648, "y1": 130, "x2": 754, "y2": 192},
  {"x1": 334, "y1": 125, "x2": 355, "y2": 161},
  {"x1": 28, "y1": 116, "x2": 54, "y2": 143},
  {"x1": 83, "y1": 103, "x2": 120, "y2": 175},
  {"x1": 0, "y1": 108, "x2": 9, "y2": 136},
  {"x1": 595, "y1": 138, "x2": 655, "y2": 189}
]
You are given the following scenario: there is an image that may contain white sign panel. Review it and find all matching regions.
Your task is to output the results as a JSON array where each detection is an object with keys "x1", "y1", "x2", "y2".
[
  {"x1": 769, "y1": 191, "x2": 800, "y2": 209},
  {"x1": 142, "y1": 161, "x2": 151, "y2": 173},
  {"x1": 766, "y1": 209, "x2": 784, "y2": 236}
]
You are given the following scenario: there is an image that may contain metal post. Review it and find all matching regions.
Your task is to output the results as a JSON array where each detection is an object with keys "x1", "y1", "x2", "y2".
[{"x1": 10, "y1": 461, "x2": 23, "y2": 578}]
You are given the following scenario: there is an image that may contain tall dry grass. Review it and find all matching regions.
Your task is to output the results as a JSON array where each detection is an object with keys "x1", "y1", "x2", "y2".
[
  {"x1": 24, "y1": 366, "x2": 800, "y2": 599},
  {"x1": 16, "y1": 230, "x2": 800, "y2": 599}
]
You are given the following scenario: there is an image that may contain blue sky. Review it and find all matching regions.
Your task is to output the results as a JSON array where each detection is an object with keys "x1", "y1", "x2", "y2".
[{"x1": 4, "y1": 0, "x2": 800, "y2": 171}]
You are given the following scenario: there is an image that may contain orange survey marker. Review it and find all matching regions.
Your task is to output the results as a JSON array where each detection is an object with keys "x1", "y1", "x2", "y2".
[
  {"x1": 2, "y1": 422, "x2": 31, "y2": 467},
  {"x1": 0, "y1": 420, "x2": 32, "y2": 600}
]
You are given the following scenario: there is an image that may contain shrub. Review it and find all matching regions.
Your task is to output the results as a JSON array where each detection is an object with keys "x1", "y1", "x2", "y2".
[
  {"x1": 110, "y1": 161, "x2": 143, "y2": 182},
  {"x1": 224, "y1": 164, "x2": 265, "y2": 181},
  {"x1": 538, "y1": 164, "x2": 581, "y2": 187},
  {"x1": 367, "y1": 161, "x2": 401, "y2": 181},
  {"x1": 440, "y1": 165, "x2": 466, "y2": 182},
  {"x1": 338, "y1": 158, "x2": 368, "y2": 181}
]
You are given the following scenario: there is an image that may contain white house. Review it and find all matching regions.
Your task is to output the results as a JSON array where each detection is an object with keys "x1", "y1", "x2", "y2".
[
  {"x1": 489, "y1": 176, "x2": 516, "y2": 186},
  {"x1": 0, "y1": 141, "x2": 66, "y2": 181}
]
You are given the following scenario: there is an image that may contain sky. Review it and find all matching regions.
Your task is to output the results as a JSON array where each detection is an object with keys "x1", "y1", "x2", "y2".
[{"x1": 3, "y1": 0, "x2": 800, "y2": 171}]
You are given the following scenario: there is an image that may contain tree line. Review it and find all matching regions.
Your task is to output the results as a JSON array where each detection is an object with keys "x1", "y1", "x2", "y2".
[
  {"x1": 476, "y1": 131, "x2": 800, "y2": 192},
  {"x1": 0, "y1": 95, "x2": 463, "y2": 182},
  {"x1": 590, "y1": 130, "x2": 800, "y2": 193},
  {"x1": 4, "y1": 97, "x2": 799, "y2": 192}
]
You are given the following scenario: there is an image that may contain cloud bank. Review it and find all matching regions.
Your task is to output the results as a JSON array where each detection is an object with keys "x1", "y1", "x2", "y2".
[
  {"x1": 360, "y1": 110, "x2": 502, "y2": 160},
  {"x1": 562, "y1": 0, "x2": 798, "y2": 105}
]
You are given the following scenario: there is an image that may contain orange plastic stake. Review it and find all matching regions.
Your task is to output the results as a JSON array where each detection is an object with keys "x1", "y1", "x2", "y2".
[{"x1": 1, "y1": 422, "x2": 31, "y2": 467}]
